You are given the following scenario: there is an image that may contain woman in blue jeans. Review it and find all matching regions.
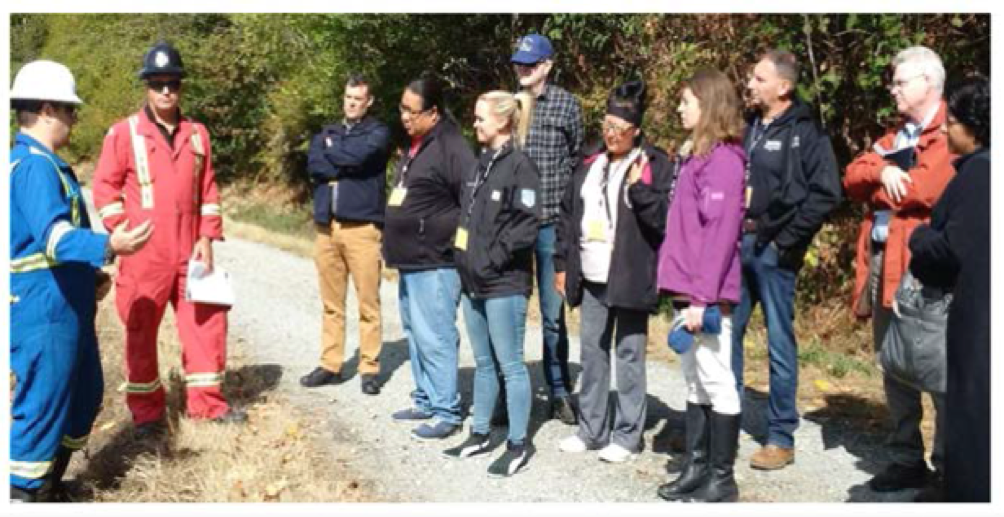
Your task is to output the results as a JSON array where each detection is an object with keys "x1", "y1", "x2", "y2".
[{"x1": 442, "y1": 90, "x2": 540, "y2": 478}]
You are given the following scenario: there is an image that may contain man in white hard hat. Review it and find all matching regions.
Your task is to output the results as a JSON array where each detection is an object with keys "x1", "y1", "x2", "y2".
[{"x1": 10, "y1": 59, "x2": 152, "y2": 502}]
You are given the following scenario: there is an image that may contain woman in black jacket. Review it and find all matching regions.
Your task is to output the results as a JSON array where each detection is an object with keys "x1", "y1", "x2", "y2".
[
  {"x1": 553, "y1": 81, "x2": 673, "y2": 462},
  {"x1": 908, "y1": 75, "x2": 990, "y2": 502},
  {"x1": 442, "y1": 90, "x2": 540, "y2": 478},
  {"x1": 383, "y1": 76, "x2": 476, "y2": 441}
]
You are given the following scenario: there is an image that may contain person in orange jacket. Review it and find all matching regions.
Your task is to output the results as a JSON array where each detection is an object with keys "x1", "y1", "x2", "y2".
[
  {"x1": 843, "y1": 46, "x2": 955, "y2": 499},
  {"x1": 93, "y1": 41, "x2": 245, "y2": 434}
]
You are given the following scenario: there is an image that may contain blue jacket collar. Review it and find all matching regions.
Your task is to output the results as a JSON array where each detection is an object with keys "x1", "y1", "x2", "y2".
[{"x1": 15, "y1": 132, "x2": 69, "y2": 168}]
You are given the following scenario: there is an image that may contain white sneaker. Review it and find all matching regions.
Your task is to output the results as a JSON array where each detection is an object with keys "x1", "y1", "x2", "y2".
[
  {"x1": 598, "y1": 443, "x2": 637, "y2": 463},
  {"x1": 558, "y1": 435, "x2": 588, "y2": 453}
]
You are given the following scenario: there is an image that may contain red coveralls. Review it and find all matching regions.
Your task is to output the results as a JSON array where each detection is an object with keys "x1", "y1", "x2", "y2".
[{"x1": 93, "y1": 107, "x2": 230, "y2": 423}]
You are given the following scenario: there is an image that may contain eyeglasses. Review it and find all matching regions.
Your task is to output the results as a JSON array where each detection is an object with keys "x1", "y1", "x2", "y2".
[
  {"x1": 889, "y1": 74, "x2": 925, "y2": 91},
  {"x1": 602, "y1": 121, "x2": 635, "y2": 135},
  {"x1": 399, "y1": 104, "x2": 430, "y2": 118},
  {"x1": 147, "y1": 79, "x2": 182, "y2": 93}
]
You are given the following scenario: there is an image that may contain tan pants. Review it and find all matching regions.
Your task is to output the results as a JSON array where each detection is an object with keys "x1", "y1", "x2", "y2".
[{"x1": 314, "y1": 220, "x2": 383, "y2": 375}]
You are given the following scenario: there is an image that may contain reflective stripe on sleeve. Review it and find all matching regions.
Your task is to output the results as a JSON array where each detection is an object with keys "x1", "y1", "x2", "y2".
[
  {"x1": 200, "y1": 203, "x2": 221, "y2": 216},
  {"x1": 46, "y1": 220, "x2": 75, "y2": 260},
  {"x1": 99, "y1": 201, "x2": 125, "y2": 219}
]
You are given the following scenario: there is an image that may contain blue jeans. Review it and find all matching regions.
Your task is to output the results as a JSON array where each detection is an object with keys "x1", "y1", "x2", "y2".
[
  {"x1": 462, "y1": 294, "x2": 531, "y2": 444},
  {"x1": 732, "y1": 233, "x2": 800, "y2": 448},
  {"x1": 535, "y1": 224, "x2": 571, "y2": 397},
  {"x1": 398, "y1": 268, "x2": 462, "y2": 424}
]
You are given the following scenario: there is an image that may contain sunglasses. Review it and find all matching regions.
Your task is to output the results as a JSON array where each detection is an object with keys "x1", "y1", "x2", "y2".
[{"x1": 147, "y1": 79, "x2": 182, "y2": 93}]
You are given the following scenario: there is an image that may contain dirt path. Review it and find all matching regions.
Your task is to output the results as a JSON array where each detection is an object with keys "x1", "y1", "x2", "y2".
[{"x1": 215, "y1": 236, "x2": 917, "y2": 503}]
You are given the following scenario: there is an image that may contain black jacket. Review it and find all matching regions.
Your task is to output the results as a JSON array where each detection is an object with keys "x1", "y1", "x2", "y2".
[
  {"x1": 383, "y1": 118, "x2": 476, "y2": 270},
  {"x1": 554, "y1": 142, "x2": 673, "y2": 313},
  {"x1": 454, "y1": 143, "x2": 540, "y2": 299},
  {"x1": 908, "y1": 148, "x2": 990, "y2": 502},
  {"x1": 307, "y1": 115, "x2": 390, "y2": 225},
  {"x1": 744, "y1": 97, "x2": 841, "y2": 267}
]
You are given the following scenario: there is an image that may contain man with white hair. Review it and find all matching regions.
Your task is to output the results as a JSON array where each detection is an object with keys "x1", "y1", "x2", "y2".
[{"x1": 844, "y1": 45, "x2": 956, "y2": 500}]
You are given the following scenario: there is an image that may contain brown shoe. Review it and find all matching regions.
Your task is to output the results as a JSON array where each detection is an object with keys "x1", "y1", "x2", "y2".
[{"x1": 749, "y1": 444, "x2": 795, "y2": 470}]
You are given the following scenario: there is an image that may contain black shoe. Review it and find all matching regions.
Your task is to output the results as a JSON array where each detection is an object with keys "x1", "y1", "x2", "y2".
[
  {"x1": 361, "y1": 375, "x2": 381, "y2": 395},
  {"x1": 212, "y1": 408, "x2": 248, "y2": 425},
  {"x1": 551, "y1": 395, "x2": 577, "y2": 426},
  {"x1": 658, "y1": 403, "x2": 711, "y2": 501},
  {"x1": 487, "y1": 440, "x2": 534, "y2": 478},
  {"x1": 35, "y1": 447, "x2": 74, "y2": 503},
  {"x1": 300, "y1": 367, "x2": 341, "y2": 388},
  {"x1": 685, "y1": 411, "x2": 740, "y2": 503},
  {"x1": 868, "y1": 462, "x2": 931, "y2": 493},
  {"x1": 442, "y1": 431, "x2": 492, "y2": 459},
  {"x1": 914, "y1": 471, "x2": 945, "y2": 502}
]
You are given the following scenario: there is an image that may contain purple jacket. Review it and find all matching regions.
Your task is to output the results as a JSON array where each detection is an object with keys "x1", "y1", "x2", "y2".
[{"x1": 657, "y1": 142, "x2": 746, "y2": 305}]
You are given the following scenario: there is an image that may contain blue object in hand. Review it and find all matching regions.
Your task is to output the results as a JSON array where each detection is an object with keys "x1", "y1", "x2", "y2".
[{"x1": 667, "y1": 305, "x2": 722, "y2": 355}]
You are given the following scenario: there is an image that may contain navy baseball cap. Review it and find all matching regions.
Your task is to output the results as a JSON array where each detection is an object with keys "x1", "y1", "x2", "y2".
[{"x1": 511, "y1": 34, "x2": 554, "y2": 65}]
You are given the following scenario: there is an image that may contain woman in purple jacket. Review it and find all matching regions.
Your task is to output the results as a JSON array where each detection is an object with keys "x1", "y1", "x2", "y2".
[{"x1": 655, "y1": 69, "x2": 746, "y2": 503}]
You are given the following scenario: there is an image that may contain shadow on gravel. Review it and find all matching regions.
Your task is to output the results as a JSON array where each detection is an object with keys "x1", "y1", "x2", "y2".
[
  {"x1": 451, "y1": 359, "x2": 584, "y2": 444},
  {"x1": 738, "y1": 386, "x2": 771, "y2": 444},
  {"x1": 371, "y1": 338, "x2": 410, "y2": 386},
  {"x1": 225, "y1": 363, "x2": 284, "y2": 406}
]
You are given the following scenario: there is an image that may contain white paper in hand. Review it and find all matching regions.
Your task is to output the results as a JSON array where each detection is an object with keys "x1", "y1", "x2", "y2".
[{"x1": 185, "y1": 260, "x2": 235, "y2": 307}]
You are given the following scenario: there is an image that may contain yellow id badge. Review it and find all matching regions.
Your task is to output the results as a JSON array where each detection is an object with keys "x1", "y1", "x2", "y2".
[
  {"x1": 388, "y1": 187, "x2": 408, "y2": 207},
  {"x1": 586, "y1": 220, "x2": 607, "y2": 242},
  {"x1": 454, "y1": 227, "x2": 469, "y2": 250},
  {"x1": 745, "y1": 186, "x2": 753, "y2": 209}
]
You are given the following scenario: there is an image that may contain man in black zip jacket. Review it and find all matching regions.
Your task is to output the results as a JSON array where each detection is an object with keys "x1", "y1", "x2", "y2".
[
  {"x1": 304, "y1": 74, "x2": 390, "y2": 396},
  {"x1": 383, "y1": 77, "x2": 477, "y2": 441},
  {"x1": 733, "y1": 50, "x2": 841, "y2": 471}
]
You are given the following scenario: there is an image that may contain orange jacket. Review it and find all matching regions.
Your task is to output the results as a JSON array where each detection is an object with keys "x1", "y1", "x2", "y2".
[{"x1": 843, "y1": 101, "x2": 956, "y2": 314}]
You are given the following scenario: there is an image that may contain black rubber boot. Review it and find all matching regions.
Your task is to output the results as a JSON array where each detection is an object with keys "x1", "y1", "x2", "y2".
[
  {"x1": 686, "y1": 411, "x2": 740, "y2": 503},
  {"x1": 658, "y1": 403, "x2": 710, "y2": 501},
  {"x1": 36, "y1": 447, "x2": 74, "y2": 502},
  {"x1": 10, "y1": 485, "x2": 37, "y2": 503}
]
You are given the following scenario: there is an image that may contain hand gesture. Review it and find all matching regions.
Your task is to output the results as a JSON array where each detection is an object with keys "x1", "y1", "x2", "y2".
[{"x1": 109, "y1": 219, "x2": 153, "y2": 256}]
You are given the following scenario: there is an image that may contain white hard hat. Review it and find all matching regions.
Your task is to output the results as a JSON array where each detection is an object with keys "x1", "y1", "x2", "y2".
[{"x1": 10, "y1": 60, "x2": 84, "y2": 105}]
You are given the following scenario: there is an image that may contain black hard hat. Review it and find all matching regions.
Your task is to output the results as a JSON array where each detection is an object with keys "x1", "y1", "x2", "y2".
[{"x1": 138, "y1": 41, "x2": 186, "y2": 79}]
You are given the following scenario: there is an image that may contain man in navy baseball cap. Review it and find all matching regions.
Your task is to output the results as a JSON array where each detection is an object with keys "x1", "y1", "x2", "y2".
[{"x1": 510, "y1": 34, "x2": 554, "y2": 65}]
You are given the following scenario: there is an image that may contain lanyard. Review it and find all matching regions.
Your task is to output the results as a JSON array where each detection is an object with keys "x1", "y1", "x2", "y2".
[
  {"x1": 396, "y1": 143, "x2": 424, "y2": 188},
  {"x1": 464, "y1": 144, "x2": 507, "y2": 223},
  {"x1": 742, "y1": 119, "x2": 772, "y2": 209}
]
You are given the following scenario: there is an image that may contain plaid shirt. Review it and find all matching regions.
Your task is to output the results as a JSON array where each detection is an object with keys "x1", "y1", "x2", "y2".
[{"x1": 524, "y1": 84, "x2": 584, "y2": 223}]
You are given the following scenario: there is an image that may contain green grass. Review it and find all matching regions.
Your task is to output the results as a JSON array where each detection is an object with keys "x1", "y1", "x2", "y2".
[{"x1": 230, "y1": 200, "x2": 314, "y2": 241}]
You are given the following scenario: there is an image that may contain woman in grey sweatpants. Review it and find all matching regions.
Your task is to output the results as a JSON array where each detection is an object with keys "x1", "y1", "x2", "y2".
[{"x1": 553, "y1": 80, "x2": 673, "y2": 462}]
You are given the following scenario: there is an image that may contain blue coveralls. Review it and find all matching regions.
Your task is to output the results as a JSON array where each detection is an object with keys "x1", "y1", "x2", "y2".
[{"x1": 10, "y1": 133, "x2": 108, "y2": 491}]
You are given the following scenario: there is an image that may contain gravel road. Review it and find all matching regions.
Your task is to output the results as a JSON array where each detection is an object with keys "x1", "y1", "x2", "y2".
[{"x1": 214, "y1": 236, "x2": 921, "y2": 503}]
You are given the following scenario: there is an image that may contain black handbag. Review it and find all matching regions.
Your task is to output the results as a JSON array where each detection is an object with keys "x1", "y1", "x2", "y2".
[{"x1": 879, "y1": 270, "x2": 950, "y2": 394}]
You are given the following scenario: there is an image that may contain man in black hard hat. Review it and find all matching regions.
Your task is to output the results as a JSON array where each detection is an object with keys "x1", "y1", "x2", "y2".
[{"x1": 93, "y1": 41, "x2": 243, "y2": 434}]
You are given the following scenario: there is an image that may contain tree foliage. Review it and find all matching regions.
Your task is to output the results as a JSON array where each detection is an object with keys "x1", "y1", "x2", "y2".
[{"x1": 11, "y1": 13, "x2": 990, "y2": 304}]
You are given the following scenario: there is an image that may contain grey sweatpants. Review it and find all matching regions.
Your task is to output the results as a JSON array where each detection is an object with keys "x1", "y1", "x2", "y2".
[{"x1": 576, "y1": 281, "x2": 649, "y2": 452}]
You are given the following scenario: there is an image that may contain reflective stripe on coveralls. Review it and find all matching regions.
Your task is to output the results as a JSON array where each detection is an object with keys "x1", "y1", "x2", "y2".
[{"x1": 128, "y1": 115, "x2": 155, "y2": 209}]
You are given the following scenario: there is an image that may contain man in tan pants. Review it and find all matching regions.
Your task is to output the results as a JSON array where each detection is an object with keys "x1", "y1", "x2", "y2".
[{"x1": 303, "y1": 75, "x2": 390, "y2": 395}]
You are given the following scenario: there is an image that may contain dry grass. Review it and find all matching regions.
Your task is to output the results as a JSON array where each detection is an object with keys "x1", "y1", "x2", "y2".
[{"x1": 68, "y1": 288, "x2": 373, "y2": 502}]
